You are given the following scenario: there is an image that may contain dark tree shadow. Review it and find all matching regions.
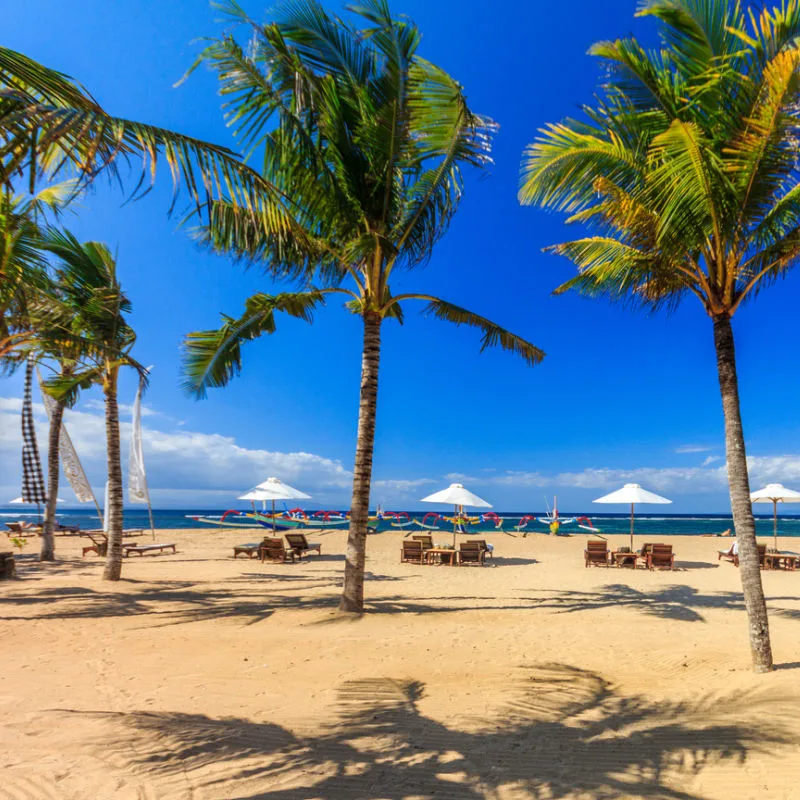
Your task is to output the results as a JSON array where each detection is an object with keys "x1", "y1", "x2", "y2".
[
  {"x1": 529, "y1": 585, "x2": 800, "y2": 623},
  {"x1": 59, "y1": 663, "x2": 800, "y2": 799}
]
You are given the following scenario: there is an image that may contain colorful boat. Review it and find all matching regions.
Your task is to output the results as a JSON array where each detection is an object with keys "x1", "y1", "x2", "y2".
[{"x1": 186, "y1": 510, "x2": 266, "y2": 529}]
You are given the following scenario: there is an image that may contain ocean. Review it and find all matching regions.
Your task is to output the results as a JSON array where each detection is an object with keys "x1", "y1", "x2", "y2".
[{"x1": 2, "y1": 507, "x2": 799, "y2": 536}]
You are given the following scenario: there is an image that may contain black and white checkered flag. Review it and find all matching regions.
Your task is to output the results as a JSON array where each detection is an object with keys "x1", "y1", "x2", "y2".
[{"x1": 21, "y1": 357, "x2": 46, "y2": 504}]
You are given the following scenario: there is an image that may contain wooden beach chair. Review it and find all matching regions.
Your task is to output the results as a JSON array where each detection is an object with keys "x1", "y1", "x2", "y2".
[
  {"x1": 459, "y1": 541, "x2": 486, "y2": 566},
  {"x1": 646, "y1": 543, "x2": 674, "y2": 571},
  {"x1": 259, "y1": 537, "x2": 296, "y2": 564},
  {"x1": 584, "y1": 540, "x2": 609, "y2": 567},
  {"x1": 82, "y1": 531, "x2": 139, "y2": 557},
  {"x1": 718, "y1": 542, "x2": 737, "y2": 565},
  {"x1": 717, "y1": 542, "x2": 768, "y2": 568},
  {"x1": 5, "y1": 521, "x2": 41, "y2": 535},
  {"x1": 233, "y1": 539, "x2": 264, "y2": 559},
  {"x1": 123, "y1": 543, "x2": 176, "y2": 557},
  {"x1": 467, "y1": 539, "x2": 493, "y2": 560},
  {"x1": 401, "y1": 540, "x2": 425, "y2": 564},
  {"x1": 285, "y1": 533, "x2": 322, "y2": 559},
  {"x1": 412, "y1": 534, "x2": 433, "y2": 551}
]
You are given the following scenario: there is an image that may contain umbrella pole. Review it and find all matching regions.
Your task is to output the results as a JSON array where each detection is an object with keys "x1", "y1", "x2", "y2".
[
  {"x1": 773, "y1": 499, "x2": 778, "y2": 551},
  {"x1": 630, "y1": 503, "x2": 635, "y2": 551},
  {"x1": 453, "y1": 504, "x2": 458, "y2": 548},
  {"x1": 272, "y1": 499, "x2": 276, "y2": 533}
]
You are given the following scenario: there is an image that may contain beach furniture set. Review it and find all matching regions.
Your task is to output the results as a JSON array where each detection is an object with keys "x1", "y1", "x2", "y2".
[
  {"x1": 233, "y1": 533, "x2": 322, "y2": 563},
  {"x1": 401, "y1": 536, "x2": 492, "y2": 566},
  {"x1": 5, "y1": 520, "x2": 81, "y2": 535},
  {"x1": 584, "y1": 540, "x2": 675, "y2": 570},
  {"x1": 718, "y1": 542, "x2": 799, "y2": 570}
]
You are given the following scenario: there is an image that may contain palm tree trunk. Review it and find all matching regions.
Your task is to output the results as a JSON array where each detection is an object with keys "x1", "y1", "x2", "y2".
[
  {"x1": 102, "y1": 371, "x2": 125, "y2": 581},
  {"x1": 40, "y1": 400, "x2": 64, "y2": 561},
  {"x1": 339, "y1": 312, "x2": 382, "y2": 613},
  {"x1": 713, "y1": 314, "x2": 773, "y2": 673}
]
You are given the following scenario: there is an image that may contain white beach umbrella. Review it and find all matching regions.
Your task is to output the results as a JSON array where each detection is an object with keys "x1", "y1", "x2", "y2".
[
  {"x1": 241, "y1": 477, "x2": 312, "y2": 530},
  {"x1": 593, "y1": 483, "x2": 671, "y2": 550},
  {"x1": 254, "y1": 477, "x2": 312, "y2": 500},
  {"x1": 421, "y1": 483, "x2": 491, "y2": 545},
  {"x1": 750, "y1": 483, "x2": 800, "y2": 550}
]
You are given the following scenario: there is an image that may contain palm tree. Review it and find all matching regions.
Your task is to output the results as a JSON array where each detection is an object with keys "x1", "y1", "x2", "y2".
[
  {"x1": 182, "y1": 0, "x2": 544, "y2": 613},
  {"x1": 1, "y1": 184, "x2": 84, "y2": 561},
  {"x1": 517, "y1": 0, "x2": 800, "y2": 672},
  {"x1": 25, "y1": 268, "x2": 91, "y2": 562},
  {"x1": 43, "y1": 230, "x2": 146, "y2": 581}
]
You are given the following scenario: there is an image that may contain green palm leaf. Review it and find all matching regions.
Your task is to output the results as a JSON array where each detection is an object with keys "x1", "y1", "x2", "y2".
[{"x1": 182, "y1": 291, "x2": 324, "y2": 397}]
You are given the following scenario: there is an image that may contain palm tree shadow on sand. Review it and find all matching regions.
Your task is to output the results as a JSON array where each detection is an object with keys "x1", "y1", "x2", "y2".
[{"x1": 64, "y1": 663, "x2": 798, "y2": 799}]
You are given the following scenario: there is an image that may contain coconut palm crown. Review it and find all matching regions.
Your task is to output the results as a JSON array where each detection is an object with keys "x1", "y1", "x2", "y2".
[
  {"x1": 518, "y1": 0, "x2": 800, "y2": 672},
  {"x1": 182, "y1": 0, "x2": 543, "y2": 612}
]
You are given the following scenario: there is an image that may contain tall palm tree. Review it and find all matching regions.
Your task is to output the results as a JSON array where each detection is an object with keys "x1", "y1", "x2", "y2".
[
  {"x1": 43, "y1": 230, "x2": 145, "y2": 581},
  {"x1": 518, "y1": 0, "x2": 800, "y2": 672},
  {"x1": 1, "y1": 184, "x2": 84, "y2": 561},
  {"x1": 182, "y1": 0, "x2": 544, "y2": 613},
  {"x1": 25, "y1": 266, "x2": 91, "y2": 562}
]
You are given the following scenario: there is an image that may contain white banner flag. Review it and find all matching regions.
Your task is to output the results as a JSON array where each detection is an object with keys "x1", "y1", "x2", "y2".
[
  {"x1": 128, "y1": 375, "x2": 150, "y2": 505},
  {"x1": 38, "y1": 372, "x2": 96, "y2": 505}
]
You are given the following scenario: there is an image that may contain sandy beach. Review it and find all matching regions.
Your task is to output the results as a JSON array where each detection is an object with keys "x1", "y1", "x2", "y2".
[{"x1": 2, "y1": 528, "x2": 800, "y2": 799}]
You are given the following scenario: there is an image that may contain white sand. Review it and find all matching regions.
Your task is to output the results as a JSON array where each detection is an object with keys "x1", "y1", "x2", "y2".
[{"x1": 2, "y1": 528, "x2": 800, "y2": 799}]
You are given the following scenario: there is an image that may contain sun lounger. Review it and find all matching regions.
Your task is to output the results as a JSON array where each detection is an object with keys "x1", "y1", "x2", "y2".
[
  {"x1": 459, "y1": 541, "x2": 486, "y2": 566},
  {"x1": 233, "y1": 541, "x2": 263, "y2": 559},
  {"x1": 259, "y1": 537, "x2": 296, "y2": 564},
  {"x1": 401, "y1": 540, "x2": 425, "y2": 564},
  {"x1": 82, "y1": 531, "x2": 140, "y2": 557},
  {"x1": 718, "y1": 543, "x2": 767, "y2": 568},
  {"x1": 467, "y1": 539, "x2": 493, "y2": 559},
  {"x1": 5, "y1": 521, "x2": 42, "y2": 534},
  {"x1": 646, "y1": 543, "x2": 674, "y2": 570},
  {"x1": 718, "y1": 542, "x2": 737, "y2": 565},
  {"x1": 285, "y1": 533, "x2": 321, "y2": 558},
  {"x1": 411, "y1": 534, "x2": 433, "y2": 550},
  {"x1": 123, "y1": 543, "x2": 176, "y2": 557},
  {"x1": 584, "y1": 540, "x2": 610, "y2": 567}
]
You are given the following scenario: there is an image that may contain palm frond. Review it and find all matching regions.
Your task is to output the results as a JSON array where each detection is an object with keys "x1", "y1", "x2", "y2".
[
  {"x1": 0, "y1": 45, "x2": 287, "y2": 215},
  {"x1": 415, "y1": 296, "x2": 544, "y2": 367},
  {"x1": 182, "y1": 290, "x2": 323, "y2": 397}
]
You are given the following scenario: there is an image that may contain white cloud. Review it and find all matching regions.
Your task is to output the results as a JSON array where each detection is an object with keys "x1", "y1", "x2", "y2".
[
  {"x1": 5, "y1": 393, "x2": 800, "y2": 508},
  {"x1": 83, "y1": 398, "x2": 160, "y2": 418},
  {"x1": 675, "y1": 444, "x2": 712, "y2": 454},
  {"x1": 0, "y1": 395, "x2": 412, "y2": 507},
  {"x1": 372, "y1": 478, "x2": 437, "y2": 492}
]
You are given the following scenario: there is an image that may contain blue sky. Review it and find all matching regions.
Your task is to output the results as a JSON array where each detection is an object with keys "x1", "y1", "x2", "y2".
[{"x1": 2, "y1": 0, "x2": 800, "y2": 512}]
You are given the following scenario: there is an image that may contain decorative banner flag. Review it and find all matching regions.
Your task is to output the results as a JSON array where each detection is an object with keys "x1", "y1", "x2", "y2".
[
  {"x1": 20, "y1": 357, "x2": 46, "y2": 504},
  {"x1": 128, "y1": 374, "x2": 150, "y2": 504},
  {"x1": 38, "y1": 371, "x2": 97, "y2": 505},
  {"x1": 128, "y1": 372, "x2": 155, "y2": 538}
]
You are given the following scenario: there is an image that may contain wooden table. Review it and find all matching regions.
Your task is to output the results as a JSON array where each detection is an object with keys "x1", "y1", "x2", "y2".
[
  {"x1": 424, "y1": 548, "x2": 460, "y2": 566},
  {"x1": 765, "y1": 553, "x2": 798, "y2": 571},
  {"x1": 611, "y1": 551, "x2": 641, "y2": 569}
]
